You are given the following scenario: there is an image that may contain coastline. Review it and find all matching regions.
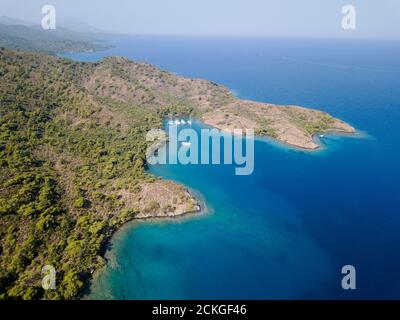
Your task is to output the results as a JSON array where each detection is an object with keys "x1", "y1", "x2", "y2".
[
  {"x1": 264, "y1": 128, "x2": 360, "y2": 152},
  {"x1": 202, "y1": 117, "x2": 358, "y2": 152},
  {"x1": 20, "y1": 35, "x2": 398, "y2": 300},
  {"x1": 52, "y1": 47, "x2": 358, "y2": 299},
  {"x1": 82, "y1": 118, "x2": 359, "y2": 295},
  {"x1": 83, "y1": 185, "x2": 209, "y2": 299},
  {"x1": 134, "y1": 186, "x2": 209, "y2": 221},
  {"x1": 201, "y1": 104, "x2": 356, "y2": 151}
]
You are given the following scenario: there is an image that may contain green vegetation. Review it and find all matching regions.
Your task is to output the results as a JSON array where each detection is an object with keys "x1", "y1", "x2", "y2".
[
  {"x1": 256, "y1": 118, "x2": 278, "y2": 139},
  {"x1": 299, "y1": 113, "x2": 335, "y2": 135},
  {"x1": 0, "y1": 48, "x2": 193, "y2": 300},
  {"x1": 255, "y1": 127, "x2": 278, "y2": 139}
]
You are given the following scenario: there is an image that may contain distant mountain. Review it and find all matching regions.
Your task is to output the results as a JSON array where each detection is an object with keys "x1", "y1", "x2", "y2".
[
  {"x1": 0, "y1": 15, "x2": 109, "y2": 35},
  {"x1": 0, "y1": 23, "x2": 108, "y2": 54},
  {"x1": 58, "y1": 17, "x2": 106, "y2": 34},
  {"x1": 0, "y1": 16, "x2": 36, "y2": 27}
]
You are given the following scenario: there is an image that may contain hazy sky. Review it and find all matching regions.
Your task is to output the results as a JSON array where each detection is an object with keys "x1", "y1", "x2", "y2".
[{"x1": 1, "y1": 0, "x2": 400, "y2": 38}]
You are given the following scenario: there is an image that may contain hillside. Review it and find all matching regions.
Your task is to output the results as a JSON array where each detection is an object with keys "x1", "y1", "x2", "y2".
[
  {"x1": 0, "y1": 48, "x2": 199, "y2": 299},
  {"x1": 0, "y1": 24, "x2": 107, "y2": 54},
  {"x1": 82, "y1": 56, "x2": 354, "y2": 150},
  {"x1": 0, "y1": 47, "x2": 354, "y2": 300}
]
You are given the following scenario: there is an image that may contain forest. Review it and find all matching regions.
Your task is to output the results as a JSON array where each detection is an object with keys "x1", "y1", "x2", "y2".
[{"x1": 0, "y1": 47, "x2": 198, "y2": 299}]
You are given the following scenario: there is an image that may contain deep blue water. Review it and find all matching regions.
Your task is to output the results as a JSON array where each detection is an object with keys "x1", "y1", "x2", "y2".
[{"x1": 63, "y1": 36, "x2": 400, "y2": 299}]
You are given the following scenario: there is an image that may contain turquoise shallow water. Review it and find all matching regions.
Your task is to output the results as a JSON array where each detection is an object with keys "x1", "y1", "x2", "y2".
[{"x1": 63, "y1": 37, "x2": 400, "y2": 299}]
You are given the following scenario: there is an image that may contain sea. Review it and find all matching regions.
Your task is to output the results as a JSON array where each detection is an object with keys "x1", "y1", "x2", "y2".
[{"x1": 61, "y1": 36, "x2": 400, "y2": 299}]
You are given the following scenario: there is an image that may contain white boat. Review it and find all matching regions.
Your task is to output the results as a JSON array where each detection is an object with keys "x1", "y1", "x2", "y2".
[
  {"x1": 168, "y1": 120, "x2": 174, "y2": 125},
  {"x1": 320, "y1": 134, "x2": 325, "y2": 138},
  {"x1": 187, "y1": 120, "x2": 192, "y2": 125},
  {"x1": 175, "y1": 119, "x2": 181, "y2": 125},
  {"x1": 181, "y1": 141, "x2": 191, "y2": 147},
  {"x1": 181, "y1": 119, "x2": 186, "y2": 125}
]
